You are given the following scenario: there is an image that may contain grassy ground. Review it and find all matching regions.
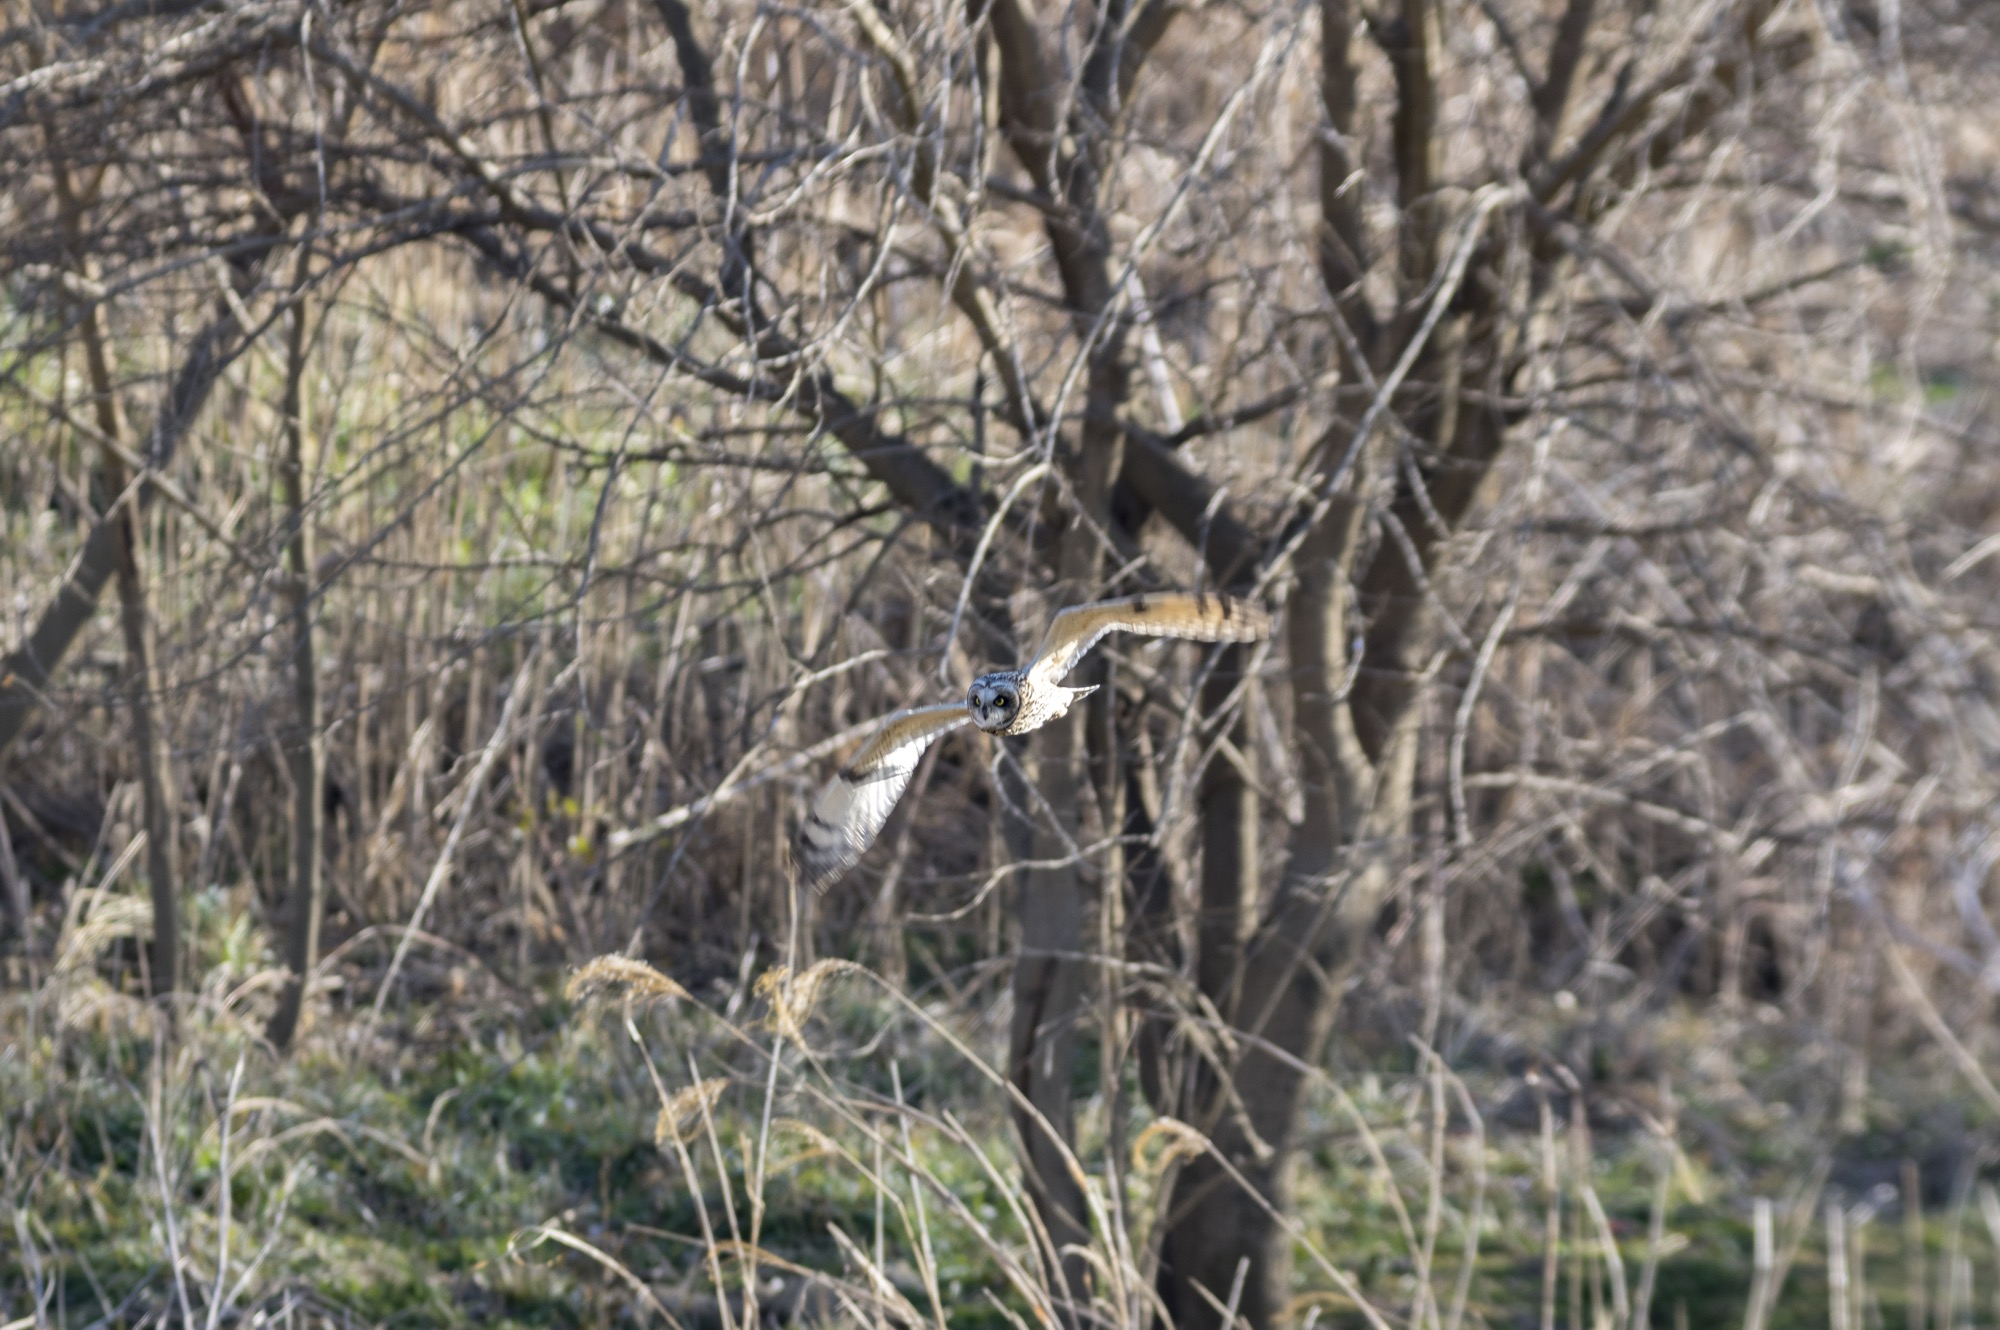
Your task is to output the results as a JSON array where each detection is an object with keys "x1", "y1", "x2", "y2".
[{"x1": 4, "y1": 902, "x2": 1996, "y2": 1329}]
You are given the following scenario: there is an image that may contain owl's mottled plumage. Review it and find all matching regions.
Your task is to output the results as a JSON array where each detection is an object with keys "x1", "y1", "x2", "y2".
[
  {"x1": 797, "y1": 592, "x2": 1268, "y2": 892},
  {"x1": 795, "y1": 703, "x2": 971, "y2": 893}
]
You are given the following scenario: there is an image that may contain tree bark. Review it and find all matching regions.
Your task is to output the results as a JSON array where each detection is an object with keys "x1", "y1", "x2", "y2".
[
  {"x1": 1151, "y1": 0, "x2": 1451, "y2": 1287},
  {"x1": 1194, "y1": 653, "x2": 1257, "y2": 1030},
  {"x1": 47, "y1": 147, "x2": 182, "y2": 998},
  {"x1": 1122, "y1": 743, "x2": 1180, "y2": 1114},
  {"x1": 1009, "y1": 761, "x2": 1094, "y2": 1318},
  {"x1": 1159, "y1": 500, "x2": 1396, "y2": 1325},
  {"x1": 0, "y1": 314, "x2": 234, "y2": 762},
  {"x1": 978, "y1": 3, "x2": 1145, "y2": 1312},
  {"x1": 113, "y1": 483, "x2": 181, "y2": 1000},
  {"x1": 267, "y1": 269, "x2": 325, "y2": 1051},
  {"x1": 1155, "y1": 644, "x2": 1267, "y2": 1326},
  {"x1": 0, "y1": 798, "x2": 27, "y2": 957},
  {"x1": 1011, "y1": 431, "x2": 1127, "y2": 1319}
]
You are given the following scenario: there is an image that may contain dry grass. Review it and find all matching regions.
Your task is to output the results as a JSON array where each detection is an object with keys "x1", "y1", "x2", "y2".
[{"x1": 9, "y1": 920, "x2": 2000, "y2": 1328}]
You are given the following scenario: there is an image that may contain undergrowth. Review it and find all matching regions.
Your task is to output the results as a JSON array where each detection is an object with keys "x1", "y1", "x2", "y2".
[{"x1": 7, "y1": 890, "x2": 2000, "y2": 1329}]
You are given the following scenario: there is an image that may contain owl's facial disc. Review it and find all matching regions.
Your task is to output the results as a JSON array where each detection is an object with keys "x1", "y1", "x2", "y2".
[{"x1": 967, "y1": 675, "x2": 1020, "y2": 733}]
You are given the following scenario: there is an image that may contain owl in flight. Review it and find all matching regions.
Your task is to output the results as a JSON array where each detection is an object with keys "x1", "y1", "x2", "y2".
[{"x1": 797, "y1": 592, "x2": 1269, "y2": 892}]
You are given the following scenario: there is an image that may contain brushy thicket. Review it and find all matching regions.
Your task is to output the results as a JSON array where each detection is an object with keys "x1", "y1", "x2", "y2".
[{"x1": 7, "y1": 0, "x2": 2000, "y2": 1326}]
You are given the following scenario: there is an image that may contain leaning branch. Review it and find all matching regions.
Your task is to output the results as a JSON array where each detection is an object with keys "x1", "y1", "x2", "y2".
[{"x1": 0, "y1": 310, "x2": 241, "y2": 758}]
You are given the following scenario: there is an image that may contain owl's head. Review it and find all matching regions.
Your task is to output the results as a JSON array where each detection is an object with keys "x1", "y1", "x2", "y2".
[{"x1": 967, "y1": 673, "x2": 1022, "y2": 733}]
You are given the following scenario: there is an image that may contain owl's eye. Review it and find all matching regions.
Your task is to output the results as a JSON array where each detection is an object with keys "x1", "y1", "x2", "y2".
[{"x1": 997, "y1": 696, "x2": 1011, "y2": 707}]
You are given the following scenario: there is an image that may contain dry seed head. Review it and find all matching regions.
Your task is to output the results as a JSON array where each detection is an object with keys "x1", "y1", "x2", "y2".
[
  {"x1": 771, "y1": 1117, "x2": 842, "y2": 1162},
  {"x1": 56, "y1": 892, "x2": 153, "y2": 975},
  {"x1": 566, "y1": 955, "x2": 691, "y2": 1007},
  {"x1": 654, "y1": 1077, "x2": 730, "y2": 1147},
  {"x1": 753, "y1": 959, "x2": 861, "y2": 1039},
  {"x1": 56, "y1": 976, "x2": 158, "y2": 1037},
  {"x1": 1132, "y1": 1118, "x2": 1209, "y2": 1173}
]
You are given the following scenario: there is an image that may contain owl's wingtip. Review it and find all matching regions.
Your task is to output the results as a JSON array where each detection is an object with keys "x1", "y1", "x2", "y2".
[
  {"x1": 795, "y1": 852, "x2": 846, "y2": 895},
  {"x1": 1220, "y1": 593, "x2": 1272, "y2": 638}
]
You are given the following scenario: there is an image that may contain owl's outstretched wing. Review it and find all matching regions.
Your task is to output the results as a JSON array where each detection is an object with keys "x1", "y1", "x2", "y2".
[
  {"x1": 1024, "y1": 592, "x2": 1270, "y2": 688},
  {"x1": 796, "y1": 703, "x2": 972, "y2": 893}
]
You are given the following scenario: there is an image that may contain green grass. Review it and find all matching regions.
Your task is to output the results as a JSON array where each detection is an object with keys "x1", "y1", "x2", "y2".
[{"x1": 8, "y1": 944, "x2": 2000, "y2": 1329}]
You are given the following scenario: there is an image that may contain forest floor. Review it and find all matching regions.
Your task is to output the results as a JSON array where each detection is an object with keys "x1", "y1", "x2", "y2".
[{"x1": 2, "y1": 893, "x2": 1991, "y2": 1329}]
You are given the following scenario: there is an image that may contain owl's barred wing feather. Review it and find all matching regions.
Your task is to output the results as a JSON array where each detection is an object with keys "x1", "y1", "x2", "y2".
[
  {"x1": 1025, "y1": 592, "x2": 1270, "y2": 688},
  {"x1": 796, "y1": 703, "x2": 972, "y2": 893}
]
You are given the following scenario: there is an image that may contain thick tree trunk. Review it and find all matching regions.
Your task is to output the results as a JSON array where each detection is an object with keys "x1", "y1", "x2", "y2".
[
  {"x1": 1194, "y1": 652, "x2": 1258, "y2": 1027},
  {"x1": 1012, "y1": 640, "x2": 1105, "y2": 1320},
  {"x1": 1162, "y1": 738, "x2": 1418, "y2": 1329},
  {"x1": 1157, "y1": 651, "x2": 1266, "y2": 1324},
  {"x1": 1152, "y1": 0, "x2": 1444, "y2": 1310},
  {"x1": 1159, "y1": 508, "x2": 1400, "y2": 1326},
  {"x1": 1011, "y1": 427, "x2": 1126, "y2": 1321},
  {"x1": 1123, "y1": 742, "x2": 1181, "y2": 1114},
  {"x1": 1010, "y1": 722, "x2": 1094, "y2": 1315},
  {"x1": 980, "y1": 3, "x2": 1141, "y2": 1307},
  {"x1": 268, "y1": 276, "x2": 325, "y2": 1051}
]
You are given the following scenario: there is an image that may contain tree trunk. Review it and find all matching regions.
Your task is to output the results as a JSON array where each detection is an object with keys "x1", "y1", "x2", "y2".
[
  {"x1": 1195, "y1": 651, "x2": 1258, "y2": 1028},
  {"x1": 113, "y1": 498, "x2": 182, "y2": 1000},
  {"x1": 0, "y1": 315, "x2": 236, "y2": 762},
  {"x1": 1160, "y1": 735, "x2": 1420, "y2": 1329},
  {"x1": 1123, "y1": 738, "x2": 1181, "y2": 1115},
  {"x1": 1011, "y1": 431, "x2": 1126, "y2": 1320},
  {"x1": 268, "y1": 272, "x2": 325, "y2": 1051},
  {"x1": 0, "y1": 774, "x2": 30, "y2": 954},
  {"x1": 981, "y1": 1, "x2": 1137, "y2": 1301},
  {"x1": 48, "y1": 148, "x2": 182, "y2": 999},
  {"x1": 1157, "y1": 647, "x2": 1265, "y2": 1324},
  {"x1": 1010, "y1": 723, "x2": 1094, "y2": 1316},
  {"x1": 1159, "y1": 470, "x2": 1427, "y2": 1325}
]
